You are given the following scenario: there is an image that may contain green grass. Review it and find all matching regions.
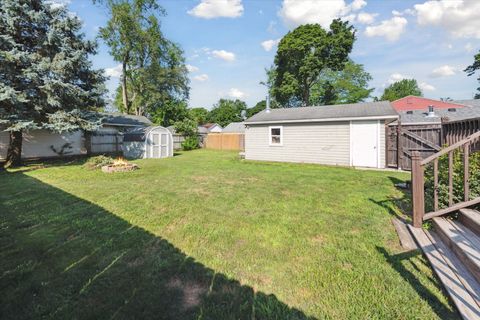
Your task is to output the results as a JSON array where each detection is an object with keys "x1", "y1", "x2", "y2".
[{"x1": 0, "y1": 150, "x2": 457, "y2": 319}]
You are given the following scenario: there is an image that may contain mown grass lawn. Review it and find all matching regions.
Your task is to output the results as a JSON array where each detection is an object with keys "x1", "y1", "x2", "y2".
[{"x1": 0, "y1": 150, "x2": 457, "y2": 319}]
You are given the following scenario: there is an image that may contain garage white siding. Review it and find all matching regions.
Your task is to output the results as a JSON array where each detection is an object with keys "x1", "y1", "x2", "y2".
[
  {"x1": 0, "y1": 129, "x2": 85, "y2": 160},
  {"x1": 379, "y1": 122, "x2": 386, "y2": 168},
  {"x1": 245, "y1": 122, "x2": 350, "y2": 166}
]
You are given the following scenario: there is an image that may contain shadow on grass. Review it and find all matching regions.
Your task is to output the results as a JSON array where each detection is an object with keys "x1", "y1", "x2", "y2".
[
  {"x1": 0, "y1": 172, "x2": 313, "y2": 320},
  {"x1": 376, "y1": 247, "x2": 458, "y2": 319},
  {"x1": 369, "y1": 176, "x2": 413, "y2": 224}
]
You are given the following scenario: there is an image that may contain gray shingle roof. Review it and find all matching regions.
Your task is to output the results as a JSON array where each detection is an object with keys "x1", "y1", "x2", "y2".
[
  {"x1": 395, "y1": 105, "x2": 480, "y2": 125},
  {"x1": 101, "y1": 113, "x2": 152, "y2": 127},
  {"x1": 222, "y1": 122, "x2": 245, "y2": 133},
  {"x1": 452, "y1": 99, "x2": 480, "y2": 108},
  {"x1": 244, "y1": 101, "x2": 398, "y2": 124}
]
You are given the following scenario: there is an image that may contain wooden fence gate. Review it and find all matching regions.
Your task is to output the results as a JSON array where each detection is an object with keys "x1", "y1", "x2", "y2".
[{"x1": 387, "y1": 124, "x2": 442, "y2": 170}]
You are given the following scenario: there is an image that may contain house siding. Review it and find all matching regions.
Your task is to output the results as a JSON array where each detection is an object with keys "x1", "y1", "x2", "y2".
[
  {"x1": 0, "y1": 129, "x2": 85, "y2": 160},
  {"x1": 380, "y1": 121, "x2": 386, "y2": 168},
  {"x1": 245, "y1": 122, "x2": 350, "y2": 166}
]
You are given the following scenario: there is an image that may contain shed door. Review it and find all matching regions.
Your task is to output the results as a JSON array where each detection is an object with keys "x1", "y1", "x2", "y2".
[
  {"x1": 148, "y1": 132, "x2": 169, "y2": 158},
  {"x1": 351, "y1": 121, "x2": 379, "y2": 168}
]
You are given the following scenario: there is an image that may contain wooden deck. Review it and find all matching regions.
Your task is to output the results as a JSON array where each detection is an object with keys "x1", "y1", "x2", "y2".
[{"x1": 408, "y1": 209, "x2": 480, "y2": 320}]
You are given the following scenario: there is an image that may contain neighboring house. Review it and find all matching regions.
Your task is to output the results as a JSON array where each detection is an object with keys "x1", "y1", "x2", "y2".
[
  {"x1": 0, "y1": 113, "x2": 151, "y2": 160},
  {"x1": 222, "y1": 122, "x2": 245, "y2": 133},
  {"x1": 244, "y1": 101, "x2": 398, "y2": 168},
  {"x1": 200, "y1": 123, "x2": 222, "y2": 133},
  {"x1": 392, "y1": 96, "x2": 466, "y2": 112}
]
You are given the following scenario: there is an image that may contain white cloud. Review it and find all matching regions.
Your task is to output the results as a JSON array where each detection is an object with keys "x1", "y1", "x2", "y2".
[
  {"x1": 414, "y1": 0, "x2": 480, "y2": 38},
  {"x1": 188, "y1": 0, "x2": 243, "y2": 19},
  {"x1": 429, "y1": 65, "x2": 456, "y2": 78},
  {"x1": 387, "y1": 73, "x2": 409, "y2": 85},
  {"x1": 278, "y1": 0, "x2": 365, "y2": 29},
  {"x1": 186, "y1": 64, "x2": 199, "y2": 72},
  {"x1": 419, "y1": 82, "x2": 436, "y2": 91},
  {"x1": 228, "y1": 88, "x2": 246, "y2": 99},
  {"x1": 104, "y1": 64, "x2": 122, "y2": 78},
  {"x1": 261, "y1": 39, "x2": 280, "y2": 52},
  {"x1": 364, "y1": 16, "x2": 407, "y2": 42},
  {"x1": 356, "y1": 12, "x2": 378, "y2": 24},
  {"x1": 211, "y1": 49, "x2": 236, "y2": 61},
  {"x1": 193, "y1": 74, "x2": 209, "y2": 81}
]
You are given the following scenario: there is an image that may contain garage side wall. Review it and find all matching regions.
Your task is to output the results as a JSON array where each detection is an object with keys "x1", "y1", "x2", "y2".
[
  {"x1": 245, "y1": 122, "x2": 350, "y2": 166},
  {"x1": 0, "y1": 129, "x2": 85, "y2": 160}
]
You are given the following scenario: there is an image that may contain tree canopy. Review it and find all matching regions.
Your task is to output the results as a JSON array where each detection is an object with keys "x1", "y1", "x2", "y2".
[
  {"x1": 465, "y1": 51, "x2": 480, "y2": 99},
  {"x1": 207, "y1": 99, "x2": 247, "y2": 127},
  {"x1": 98, "y1": 0, "x2": 189, "y2": 116},
  {"x1": 272, "y1": 20, "x2": 355, "y2": 107},
  {"x1": 189, "y1": 107, "x2": 209, "y2": 125},
  {"x1": 0, "y1": 0, "x2": 106, "y2": 166},
  {"x1": 380, "y1": 79, "x2": 422, "y2": 101},
  {"x1": 310, "y1": 60, "x2": 374, "y2": 105}
]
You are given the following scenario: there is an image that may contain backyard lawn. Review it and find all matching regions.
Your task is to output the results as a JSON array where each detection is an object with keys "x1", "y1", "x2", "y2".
[{"x1": 0, "y1": 150, "x2": 457, "y2": 319}]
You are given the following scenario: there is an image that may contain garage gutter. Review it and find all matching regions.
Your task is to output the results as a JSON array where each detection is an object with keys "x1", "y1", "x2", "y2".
[{"x1": 244, "y1": 115, "x2": 399, "y2": 125}]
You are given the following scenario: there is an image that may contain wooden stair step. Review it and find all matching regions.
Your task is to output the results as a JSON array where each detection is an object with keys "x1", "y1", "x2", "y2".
[
  {"x1": 433, "y1": 217, "x2": 480, "y2": 284},
  {"x1": 459, "y1": 209, "x2": 480, "y2": 236},
  {"x1": 408, "y1": 225, "x2": 480, "y2": 320}
]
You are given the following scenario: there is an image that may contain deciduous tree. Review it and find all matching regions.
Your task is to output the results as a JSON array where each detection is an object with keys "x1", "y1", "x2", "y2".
[
  {"x1": 207, "y1": 99, "x2": 247, "y2": 127},
  {"x1": 465, "y1": 51, "x2": 480, "y2": 99},
  {"x1": 380, "y1": 79, "x2": 422, "y2": 101},
  {"x1": 272, "y1": 20, "x2": 355, "y2": 107}
]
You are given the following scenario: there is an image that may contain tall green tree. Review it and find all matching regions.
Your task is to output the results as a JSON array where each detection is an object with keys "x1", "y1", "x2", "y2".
[
  {"x1": 149, "y1": 99, "x2": 188, "y2": 127},
  {"x1": 310, "y1": 60, "x2": 373, "y2": 105},
  {"x1": 207, "y1": 99, "x2": 247, "y2": 127},
  {"x1": 380, "y1": 79, "x2": 422, "y2": 101},
  {"x1": 272, "y1": 20, "x2": 355, "y2": 107},
  {"x1": 189, "y1": 107, "x2": 209, "y2": 125},
  {"x1": 98, "y1": 0, "x2": 189, "y2": 116},
  {"x1": 0, "y1": 0, "x2": 106, "y2": 167},
  {"x1": 465, "y1": 51, "x2": 480, "y2": 99}
]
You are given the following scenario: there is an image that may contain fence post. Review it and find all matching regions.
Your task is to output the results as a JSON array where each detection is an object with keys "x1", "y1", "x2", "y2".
[{"x1": 411, "y1": 151, "x2": 425, "y2": 228}]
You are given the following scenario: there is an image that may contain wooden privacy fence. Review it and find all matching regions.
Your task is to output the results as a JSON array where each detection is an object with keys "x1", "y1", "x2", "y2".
[
  {"x1": 443, "y1": 117, "x2": 480, "y2": 151},
  {"x1": 386, "y1": 123, "x2": 442, "y2": 170},
  {"x1": 205, "y1": 133, "x2": 245, "y2": 151}
]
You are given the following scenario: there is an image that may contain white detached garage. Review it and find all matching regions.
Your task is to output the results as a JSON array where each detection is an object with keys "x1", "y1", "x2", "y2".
[{"x1": 243, "y1": 101, "x2": 398, "y2": 168}]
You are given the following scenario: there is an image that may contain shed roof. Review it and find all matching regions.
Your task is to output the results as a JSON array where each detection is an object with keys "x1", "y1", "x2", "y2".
[
  {"x1": 101, "y1": 113, "x2": 152, "y2": 127},
  {"x1": 244, "y1": 101, "x2": 398, "y2": 124},
  {"x1": 123, "y1": 126, "x2": 169, "y2": 142},
  {"x1": 222, "y1": 122, "x2": 245, "y2": 133}
]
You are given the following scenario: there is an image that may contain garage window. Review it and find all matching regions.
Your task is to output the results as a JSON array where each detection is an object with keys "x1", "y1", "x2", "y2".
[{"x1": 269, "y1": 126, "x2": 283, "y2": 146}]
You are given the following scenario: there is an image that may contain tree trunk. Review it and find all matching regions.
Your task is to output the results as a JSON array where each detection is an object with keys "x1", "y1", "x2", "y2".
[
  {"x1": 121, "y1": 60, "x2": 130, "y2": 114},
  {"x1": 5, "y1": 130, "x2": 23, "y2": 168}
]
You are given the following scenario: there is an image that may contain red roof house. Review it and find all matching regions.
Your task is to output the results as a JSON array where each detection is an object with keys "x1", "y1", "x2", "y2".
[{"x1": 392, "y1": 96, "x2": 466, "y2": 112}]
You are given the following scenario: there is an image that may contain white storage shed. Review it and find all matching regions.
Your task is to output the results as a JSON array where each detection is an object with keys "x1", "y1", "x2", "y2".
[{"x1": 123, "y1": 126, "x2": 173, "y2": 159}]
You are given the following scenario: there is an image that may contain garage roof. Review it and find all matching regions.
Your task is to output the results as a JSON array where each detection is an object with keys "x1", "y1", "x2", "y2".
[{"x1": 244, "y1": 101, "x2": 398, "y2": 124}]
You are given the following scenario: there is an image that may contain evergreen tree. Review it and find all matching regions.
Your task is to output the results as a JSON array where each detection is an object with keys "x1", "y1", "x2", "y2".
[
  {"x1": 465, "y1": 51, "x2": 480, "y2": 99},
  {"x1": 0, "y1": 0, "x2": 106, "y2": 167}
]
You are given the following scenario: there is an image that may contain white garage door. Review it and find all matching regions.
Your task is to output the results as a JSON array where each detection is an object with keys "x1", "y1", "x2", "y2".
[{"x1": 351, "y1": 120, "x2": 379, "y2": 168}]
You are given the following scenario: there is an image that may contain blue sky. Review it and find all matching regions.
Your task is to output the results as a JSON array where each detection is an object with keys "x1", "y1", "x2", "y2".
[{"x1": 64, "y1": 0, "x2": 480, "y2": 110}]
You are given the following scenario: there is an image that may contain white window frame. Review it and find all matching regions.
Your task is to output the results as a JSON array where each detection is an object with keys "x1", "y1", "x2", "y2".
[{"x1": 269, "y1": 126, "x2": 283, "y2": 146}]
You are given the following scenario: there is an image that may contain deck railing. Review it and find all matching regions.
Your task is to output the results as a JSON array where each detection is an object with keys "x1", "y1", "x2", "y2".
[{"x1": 412, "y1": 131, "x2": 480, "y2": 228}]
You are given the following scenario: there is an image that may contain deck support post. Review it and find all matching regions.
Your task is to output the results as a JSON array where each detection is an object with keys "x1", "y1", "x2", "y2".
[{"x1": 411, "y1": 151, "x2": 425, "y2": 228}]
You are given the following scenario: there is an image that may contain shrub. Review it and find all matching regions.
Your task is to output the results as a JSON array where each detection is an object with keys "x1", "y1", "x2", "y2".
[
  {"x1": 84, "y1": 155, "x2": 113, "y2": 170},
  {"x1": 181, "y1": 136, "x2": 199, "y2": 151},
  {"x1": 424, "y1": 149, "x2": 480, "y2": 212}
]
